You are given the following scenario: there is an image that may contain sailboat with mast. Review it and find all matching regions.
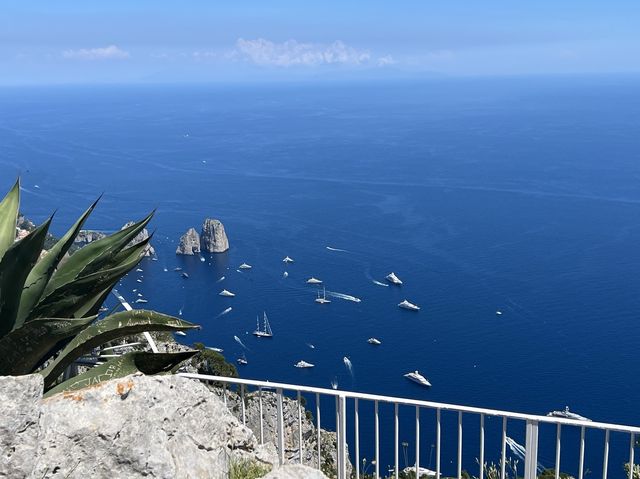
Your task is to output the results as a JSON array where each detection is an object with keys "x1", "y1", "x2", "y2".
[
  {"x1": 315, "y1": 286, "x2": 331, "y2": 304},
  {"x1": 253, "y1": 312, "x2": 273, "y2": 338}
]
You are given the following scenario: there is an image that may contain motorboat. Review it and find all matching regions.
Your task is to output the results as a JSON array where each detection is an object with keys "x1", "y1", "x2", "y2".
[
  {"x1": 135, "y1": 299, "x2": 148, "y2": 304},
  {"x1": 307, "y1": 277, "x2": 323, "y2": 284},
  {"x1": 386, "y1": 272, "x2": 403, "y2": 285},
  {"x1": 315, "y1": 286, "x2": 331, "y2": 304},
  {"x1": 404, "y1": 370, "x2": 431, "y2": 387},
  {"x1": 496, "y1": 310, "x2": 503, "y2": 315},
  {"x1": 206, "y1": 347, "x2": 224, "y2": 353},
  {"x1": 547, "y1": 406, "x2": 591, "y2": 421},
  {"x1": 219, "y1": 289, "x2": 235, "y2": 297},
  {"x1": 136, "y1": 268, "x2": 143, "y2": 272},
  {"x1": 253, "y1": 312, "x2": 273, "y2": 338},
  {"x1": 237, "y1": 354, "x2": 248, "y2": 365},
  {"x1": 294, "y1": 360, "x2": 315, "y2": 368},
  {"x1": 174, "y1": 267, "x2": 183, "y2": 271},
  {"x1": 175, "y1": 331, "x2": 187, "y2": 337},
  {"x1": 398, "y1": 299, "x2": 420, "y2": 311},
  {"x1": 239, "y1": 263, "x2": 252, "y2": 269},
  {"x1": 367, "y1": 338, "x2": 382, "y2": 345},
  {"x1": 181, "y1": 272, "x2": 189, "y2": 279},
  {"x1": 283, "y1": 256, "x2": 294, "y2": 263},
  {"x1": 283, "y1": 271, "x2": 289, "y2": 278},
  {"x1": 136, "y1": 279, "x2": 143, "y2": 283}
]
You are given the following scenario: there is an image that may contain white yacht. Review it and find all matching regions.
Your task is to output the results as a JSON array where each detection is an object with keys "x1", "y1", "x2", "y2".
[
  {"x1": 386, "y1": 272, "x2": 403, "y2": 285},
  {"x1": 398, "y1": 299, "x2": 420, "y2": 311},
  {"x1": 367, "y1": 338, "x2": 382, "y2": 345},
  {"x1": 136, "y1": 268, "x2": 143, "y2": 272},
  {"x1": 239, "y1": 263, "x2": 252, "y2": 269},
  {"x1": 253, "y1": 312, "x2": 273, "y2": 338},
  {"x1": 307, "y1": 277, "x2": 323, "y2": 284},
  {"x1": 206, "y1": 347, "x2": 224, "y2": 353},
  {"x1": 237, "y1": 355, "x2": 248, "y2": 365},
  {"x1": 283, "y1": 256, "x2": 294, "y2": 263},
  {"x1": 283, "y1": 271, "x2": 289, "y2": 278},
  {"x1": 175, "y1": 331, "x2": 187, "y2": 337},
  {"x1": 315, "y1": 286, "x2": 331, "y2": 304},
  {"x1": 496, "y1": 310, "x2": 503, "y2": 315},
  {"x1": 404, "y1": 371, "x2": 431, "y2": 387},
  {"x1": 136, "y1": 279, "x2": 143, "y2": 283},
  {"x1": 294, "y1": 360, "x2": 315, "y2": 368},
  {"x1": 135, "y1": 299, "x2": 148, "y2": 304},
  {"x1": 219, "y1": 289, "x2": 236, "y2": 297},
  {"x1": 181, "y1": 272, "x2": 189, "y2": 279},
  {"x1": 547, "y1": 406, "x2": 591, "y2": 421}
]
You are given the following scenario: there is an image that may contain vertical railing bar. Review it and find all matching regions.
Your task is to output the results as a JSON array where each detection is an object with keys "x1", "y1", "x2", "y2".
[
  {"x1": 578, "y1": 426, "x2": 585, "y2": 479},
  {"x1": 316, "y1": 392, "x2": 321, "y2": 471},
  {"x1": 524, "y1": 420, "x2": 539, "y2": 479},
  {"x1": 355, "y1": 398, "x2": 360, "y2": 479},
  {"x1": 629, "y1": 433, "x2": 635, "y2": 479},
  {"x1": 603, "y1": 429, "x2": 610, "y2": 479},
  {"x1": 436, "y1": 408, "x2": 441, "y2": 479},
  {"x1": 555, "y1": 424, "x2": 561, "y2": 479},
  {"x1": 336, "y1": 396, "x2": 341, "y2": 478},
  {"x1": 479, "y1": 414, "x2": 485, "y2": 479},
  {"x1": 500, "y1": 417, "x2": 507, "y2": 479},
  {"x1": 457, "y1": 411, "x2": 463, "y2": 479},
  {"x1": 276, "y1": 388, "x2": 285, "y2": 465},
  {"x1": 223, "y1": 382, "x2": 227, "y2": 407},
  {"x1": 298, "y1": 391, "x2": 303, "y2": 465},
  {"x1": 241, "y1": 384, "x2": 246, "y2": 426},
  {"x1": 375, "y1": 400, "x2": 380, "y2": 479},
  {"x1": 258, "y1": 387, "x2": 264, "y2": 445},
  {"x1": 416, "y1": 406, "x2": 421, "y2": 479},
  {"x1": 395, "y1": 403, "x2": 399, "y2": 479},
  {"x1": 339, "y1": 394, "x2": 347, "y2": 479}
]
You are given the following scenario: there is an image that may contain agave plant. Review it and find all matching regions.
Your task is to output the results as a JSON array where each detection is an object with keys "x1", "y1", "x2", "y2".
[{"x1": 0, "y1": 179, "x2": 199, "y2": 394}]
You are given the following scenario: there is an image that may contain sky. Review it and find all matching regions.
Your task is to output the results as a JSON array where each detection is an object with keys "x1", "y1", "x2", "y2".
[{"x1": 1, "y1": 0, "x2": 640, "y2": 84}]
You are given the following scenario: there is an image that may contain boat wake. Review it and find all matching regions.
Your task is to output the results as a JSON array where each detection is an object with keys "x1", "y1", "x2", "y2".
[
  {"x1": 326, "y1": 246, "x2": 349, "y2": 253},
  {"x1": 505, "y1": 437, "x2": 544, "y2": 472},
  {"x1": 216, "y1": 307, "x2": 232, "y2": 318},
  {"x1": 372, "y1": 280, "x2": 389, "y2": 287},
  {"x1": 234, "y1": 335, "x2": 250, "y2": 350},
  {"x1": 216, "y1": 276, "x2": 225, "y2": 283},
  {"x1": 327, "y1": 291, "x2": 362, "y2": 303}
]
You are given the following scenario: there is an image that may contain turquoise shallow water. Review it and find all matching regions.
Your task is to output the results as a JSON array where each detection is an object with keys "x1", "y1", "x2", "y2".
[{"x1": 2, "y1": 77, "x2": 640, "y2": 476}]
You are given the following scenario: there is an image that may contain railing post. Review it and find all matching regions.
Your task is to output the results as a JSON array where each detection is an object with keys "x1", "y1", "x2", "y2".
[
  {"x1": 375, "y1": 400, "x2": 380, "y2": 479},
  {"x1": 339, "y1": 394, "x2": 347, "y2": 479},
  {"x1": 436, "y1": 408, "x2": 441, "y2": 479},
  {"x1": 258, "y1": 387, "x2": 264, "y2": 445},
  {"x1": 277, "y1": 388, "x2": 285, "y2": 465},
  {"x1": 457, "y1": 411, "x2": 463, "y2": 479},
  {"x1": 355, "y1": 398, "x2": 360, "y2": 479},
  {"x1": 416, "y1": 406, "x2": 421, "y2": 479},
  {"x1": 629, "y1": 433, "x2": 635, "y2": 479},
  {"x1": 479, "y1": 414, "x2": 485, "y2": 479},
  {"x1": 298, "y1": 391, "x2": 304, "y2": 464},
  {"x1": 395, "y1": 403, "x2": 399, "y2": 479},
  {"x1": 501, "y1": 417, "x2": 507, "y2": 479},
  {"x1": 603, "y1": 429, "x2": 610, "y2": 479},
  {"x1": 240, "y1": 384, "x2": 246, "y2": 426},
  {"x1": 555, "y1": 424, "x2": 561, "y2": 479},
  {"x1": 524, "y1": 420, "x2": 539, "y2": 479},
  {"x1": 578, "y1": 426, "x2": 585, "y2": 479},
  {"x1": 316, "y1": 392, "x2": 322, "y2": 471}
]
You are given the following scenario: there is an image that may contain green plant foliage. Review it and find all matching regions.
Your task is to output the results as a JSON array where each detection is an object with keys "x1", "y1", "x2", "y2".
[
  {"x1": 192, "y1": 342, "x2": 238, "y2": 379},
  {"x1": 0, "y1": 179, "x2": 199, "y2": 394},
  {"x1": 228, "y1": 458, "x2": 271, "y2": 479},
  {"x1": 43, "y1": 351, "x2": 198, "y2": 398}
]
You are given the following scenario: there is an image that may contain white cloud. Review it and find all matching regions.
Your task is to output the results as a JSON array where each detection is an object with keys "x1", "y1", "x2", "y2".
[
  {"x1": 376, "y1": 55, "x2": 396, "y2": 67},
  {"x1": 62, "y1": 45, "x2": 130, "y2": 60},
  {"x1": 233, "y1": 38, "x2": 371, "y2": 67}
]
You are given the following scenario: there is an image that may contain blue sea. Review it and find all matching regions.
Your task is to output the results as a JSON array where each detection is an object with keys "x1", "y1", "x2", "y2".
[{"x1": 2, "y1": 77, "x2": 640, "y2": 477}]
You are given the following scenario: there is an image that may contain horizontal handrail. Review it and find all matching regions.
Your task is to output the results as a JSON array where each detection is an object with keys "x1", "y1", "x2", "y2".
[{"x1": 177, "y1": 372, "x2": 640, "y2": 434}]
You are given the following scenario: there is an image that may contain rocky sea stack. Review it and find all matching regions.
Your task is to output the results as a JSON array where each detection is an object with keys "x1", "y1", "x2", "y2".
[
  {"x1": 200, "y1": 218, "x2": 229, "y2": 253},
  {"x1": 121, "y1": 221, "x2": 155, "y2": 257},
  {"x1": 176, "y1": 227, "x2": 201, "y2": 255}
]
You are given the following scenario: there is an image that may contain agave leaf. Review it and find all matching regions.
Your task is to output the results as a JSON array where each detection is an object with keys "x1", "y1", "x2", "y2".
[
  {"x1": 0, "y1": 179, "x2": 20, "y2": 261},
  {"x1": 0, "y1": 316, "x2": 96, "y2": 375},
  {"x1": 40, "y1": 310, "x2": 199, "y2": 389},
  {"x1": 15, "y1": 198, "x2": 100, "y2": 328},
  {"x1": 0, "y1": 219, "x2": 51, "y2": 338},
  {"x1": 28, "y1": 250, "x2": 142, "y2": 321},
  {"x1": 45, "y1": 211, "x2": 153, "y2": 295},
  {"x1": 43, "y1": 350, "x2": 197, "y2": 398}
]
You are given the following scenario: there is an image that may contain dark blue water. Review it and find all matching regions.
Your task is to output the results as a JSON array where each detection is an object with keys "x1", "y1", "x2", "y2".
[{"x1": 2, "y1": 77, "x2": 640, "y2": 477}]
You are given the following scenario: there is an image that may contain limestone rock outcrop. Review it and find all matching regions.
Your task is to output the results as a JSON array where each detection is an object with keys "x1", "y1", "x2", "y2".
[
  {"x1": 200, "y1": 218, "x2": 229, "y2": 253},
  {"x1": 0, "y1": 374, "x2": 289, "y2": 479},
  {"x1": 263, "y1": 465, "x2": 328, "y2": 478},
  {"x1": 121, "y1": 221, "x2": 156, "y2": 257},
  {"x1": 74, "y1": 230, "x2": 106, "y2": 246},
  {"x1": 176, "y1": 227, "x2": 201, "y2": 255}
]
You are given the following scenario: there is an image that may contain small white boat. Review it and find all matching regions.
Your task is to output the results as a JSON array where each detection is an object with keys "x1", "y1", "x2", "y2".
[
  {"x1": 136, "y1": 279, "x2": 143, "y2": 283},
  {"x1": 253, "y1": 312, "x2": 273, "y2": 338},
  {"x1": 175, "y1": 331, "x2": 187, "y2": 337},
  {"x1": 219, "y1": 289, "x2": 235, "y2": 297},
  {"x1": 367, "y1": 338, "x2": 382, "y2": 345},
  {"x1": 402, "y1": 466, "x2": 437, "y2": 478},
  {"x1": 200, "y1": 257, "x2": 205, "y2": 262},
  {"x1": 283, "y1": 256, "x2": 294, "y2": 263},
  {"x1": 206, "y1": 347, "x2": 224, "y2": 353},
  {"x1": 315, "y1": 286, "x2": 331, "y2": 304},
  {"x1": 137, "y1": 293, "x2": 143, "y2": 297},
  {"x1": 331, "y1": 379, "x2": 338, "y2": 390},
  {"x1": 404, "y1": 370, "x2": 431, "y2": 387},
  {"x1": 237, "y1": 354, "x2": 248, "y2": 365},
  {"x1": 135, "y1": 299, "x2": 148, "y2": 304},
  {"x1": 283, "y1": 271, "x2": 289, "y2": 278},
  {"x1": 294, "y1": 360, "x2": 315, "y2": 368},
  {"x1": 547, "y1": 406, "x2": 591, "y2": 421},
  {"x1": 136, "y1": 268, "x2": 143, "y2": 272},
  {"x1": 398, "y1": 299, "x2": 420, "y2": 311},
  {"x1": 386, "y1": 272, "x2": 403, "y2": 285},
  {"x1": 181, "y1": 272, "x2": 189, "y2": 279},
  {"x1": 496, "y1": 310, "x2": 503, "y2": 315},
  {"x1": 163, "y1": 267, "x2": 168, "y2": 272},
  {"x1": 239, "y1": 263, "x2": 252, "y2": 270},
  {"x1": 307, "y1": 277, "x2": 323, "y2": 284},
  {"x1": 174, "y1": 267, "x2": 183, "y2": 271},
  {"x1": 132, "y1": 289, "x2": 137, "y2": 292}
]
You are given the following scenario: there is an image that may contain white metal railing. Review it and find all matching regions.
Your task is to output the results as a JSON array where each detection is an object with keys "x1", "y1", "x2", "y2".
[{"x1": 177, "y1": 372, "x2": 640, "y2": 479}]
